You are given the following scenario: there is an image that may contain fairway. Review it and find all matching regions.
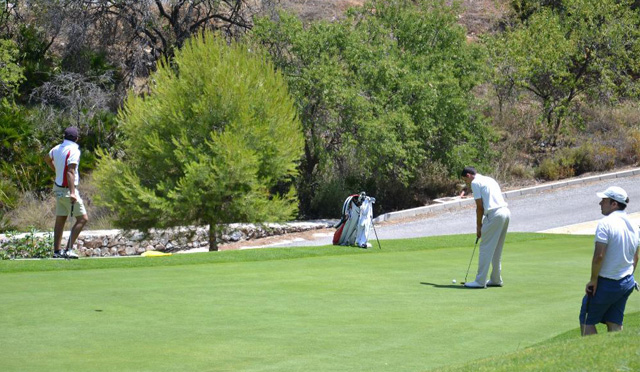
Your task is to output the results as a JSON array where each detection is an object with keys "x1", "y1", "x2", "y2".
[{"x1": 1, "y1": 233, "x2": 639, "y2": 371}]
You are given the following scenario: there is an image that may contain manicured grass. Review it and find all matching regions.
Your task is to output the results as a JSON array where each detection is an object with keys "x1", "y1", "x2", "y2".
[
  {"x1": 435, "y1": 313, "x2": 640, "y2": 371},
  {"x1": 1, "y1": 233, "x2": 638, "y2": 371}
]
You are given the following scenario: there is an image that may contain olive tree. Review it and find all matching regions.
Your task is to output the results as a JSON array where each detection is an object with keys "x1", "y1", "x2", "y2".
[
  {"x1": 94, "y1": 32, "x2": 303, "y2": 250},
  {"x1": 487, "y1": 0, "x2": 640, "y2": 146},
  {"x1": 87, "y1": 0, "x2": 273, "y2": 88},
  {"x1": 253, "y1": 0, "x2": 489, "y2": 215}
]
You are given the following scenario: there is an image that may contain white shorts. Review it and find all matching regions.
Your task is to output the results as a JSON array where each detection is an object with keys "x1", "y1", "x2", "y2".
[{"x1": 53, "y1": 185, "x2": 87, "y2": 217}]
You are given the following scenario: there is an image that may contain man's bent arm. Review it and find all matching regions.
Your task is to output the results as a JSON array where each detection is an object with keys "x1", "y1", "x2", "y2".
[
  {"x1": 66, "y1": 165, "x2": 77, "y2": 202},
  {"x1": 44, "y1": 155, "x2": 55, "y2": 172},
  {"x1": 588, "y1": 242, "x2": 607, "y2": 294},
  {"x1": 475, "y1": 199, "x2": 484, "y2": 238}
]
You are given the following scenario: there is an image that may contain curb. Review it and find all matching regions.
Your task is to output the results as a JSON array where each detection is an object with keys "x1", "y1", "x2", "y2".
[
  {"x1": 373, "y1": 167, "x2": 640, "y2": 223},
  {"x1": 0, "y1": 221, "x2": 337, "y2": 255}
]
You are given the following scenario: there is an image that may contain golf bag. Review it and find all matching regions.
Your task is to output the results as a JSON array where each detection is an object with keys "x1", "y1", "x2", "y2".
[{"x1": 333, "y1": 192, "x2": 376, "y2": 248}]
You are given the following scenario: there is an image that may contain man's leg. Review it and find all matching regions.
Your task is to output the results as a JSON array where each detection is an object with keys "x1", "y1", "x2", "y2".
[
  {"x1": 579, "y1": 294, "x2": 599, "y2": 336},
  {"x1": 475, "y1": 215, "x2": 500, "y2": 284},
  {"x1": 54, "y1": 215, "x2": 67, "y2": 251},
  {"x1": 53, "y1": 192, "x2": 71, "y2": 254},
  {"x1": 67, "y1": 214, "x2": 88, "y2": 250},
  {"x1": 606, "y1": 322, "x2": 622, "y2": 332},
  {"x1": 601, "y1": 278, "x2": 634, "y2": 333},
  {"x1": 489, "y1": 209, "x2": 510, "y2": 284},
  {"x1": 581, "y1": 324, "x2": 598, "y2": 335}
]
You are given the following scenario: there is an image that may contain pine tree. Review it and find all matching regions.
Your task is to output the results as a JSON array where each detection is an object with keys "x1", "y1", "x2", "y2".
[{"x1": 94, "y1": 33, "x2": 303, "y2": 250}]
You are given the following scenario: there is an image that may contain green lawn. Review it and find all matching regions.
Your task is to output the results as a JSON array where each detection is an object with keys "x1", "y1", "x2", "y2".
[
  {"x1": 1, "y1": 233, "x2": 638, "y2": 371},
  {"x1": 436, "y1": 313, "x2": 640, "y2": 371}
]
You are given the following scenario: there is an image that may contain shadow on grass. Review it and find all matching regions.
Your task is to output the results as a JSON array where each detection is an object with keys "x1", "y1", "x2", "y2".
[{"x1": 420, "y1": 282, "x2": 470, "y2": 289}]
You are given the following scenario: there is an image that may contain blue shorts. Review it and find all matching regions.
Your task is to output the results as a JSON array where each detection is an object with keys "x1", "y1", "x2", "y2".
[{"x1": 579, "y1": 275, "x2": 635, "y2": 325}]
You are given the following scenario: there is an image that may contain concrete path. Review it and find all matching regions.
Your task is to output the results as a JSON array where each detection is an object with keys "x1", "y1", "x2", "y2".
[{"x1": 541, "y1": 212, "x2": 640, "y2": 235}]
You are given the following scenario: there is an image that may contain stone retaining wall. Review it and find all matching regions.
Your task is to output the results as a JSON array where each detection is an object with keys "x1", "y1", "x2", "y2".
[{"x1": 1, "y1": 221, "x2": 335, "y2": 258}]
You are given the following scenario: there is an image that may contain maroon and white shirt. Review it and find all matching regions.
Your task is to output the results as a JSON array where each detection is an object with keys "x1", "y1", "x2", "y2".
[{"x1": 49, "y1": 140, "x2": 81, "y2": 187}]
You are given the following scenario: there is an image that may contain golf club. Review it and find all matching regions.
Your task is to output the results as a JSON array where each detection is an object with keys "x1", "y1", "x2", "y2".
[
  {"x1": 461, "y1": 237, "x2": 479, "y2": 285},
  {"x1": 64, "y1": 203, "x2": 76, "y2": 260},
  {"x1": 372, "y1": 221, "x2": 382, "y2": 250},
  {"x1": 582, "y1": 289, "x2": 592, "y2": 337}
]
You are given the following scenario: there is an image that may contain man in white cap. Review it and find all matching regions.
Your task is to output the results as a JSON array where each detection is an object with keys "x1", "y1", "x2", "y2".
[
  {"x1": 580, "y1": 186, "x2": 639, "y2": 336},
  {"x1": 460, "y1": 166, "x2": 511, "y2": 288},
  {"x1": 44, "y1": 127, "x2": 89, "y2": 259}
]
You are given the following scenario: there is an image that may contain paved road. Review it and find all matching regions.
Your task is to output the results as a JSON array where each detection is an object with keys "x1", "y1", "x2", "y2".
[
  {"x1": 377, "y1": 173, "x2": 640, "y2": 240},
  {"x1": 258, "y1": 170, "x2": 640, "y2": 248}
]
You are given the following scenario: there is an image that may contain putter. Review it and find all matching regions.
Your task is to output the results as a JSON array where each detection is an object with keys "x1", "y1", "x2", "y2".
[
  {"x1": 461, "y1": 237, "x2": 479, "y2": 285},
  {"x1": 582, "y1": 289, "x2": 592, "y2": 337},
  {"x1": 64, "y1": 203, "x2": 75, "y2": 260}
]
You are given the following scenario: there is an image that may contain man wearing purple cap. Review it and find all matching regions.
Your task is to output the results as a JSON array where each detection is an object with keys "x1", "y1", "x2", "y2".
[
  {"x1": 44, "y1": 127, "x2": 88, "y2": 259},
  {"x1": 580, "y1": 186, "x2": 639, "y2": 336}
]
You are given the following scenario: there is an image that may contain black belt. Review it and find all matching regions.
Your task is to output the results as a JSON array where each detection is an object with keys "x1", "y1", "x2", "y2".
[
  {"x1": 598, "y1": 274, "x2": 632, "y2": 282},
  {"x1": 54, "y1": 183, "x2": 68, "y2": 188}
]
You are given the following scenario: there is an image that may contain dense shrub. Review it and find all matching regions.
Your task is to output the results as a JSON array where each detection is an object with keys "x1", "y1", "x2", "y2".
[
  {"x1": 626, "y1": 129, "x2": 640, "y2": 164},
  {"x1": 0, "y1": 102, "x2": 119, "y2": 228},
  {"x1": 253, "y1": 0, "x2": 489, "y2": 216},
  {"x1": 0, "y1": 192, "x2": 55, "y2": 232},
  {"x1": 0, "y1": 102, "x2": 51, "y2": 194},
  {"x1": 535, "y1": 156, "x2": 573, "y2": 181},
  {"x1": 535, "y1": 144, "x2": 617, "y2": 181},
  {"x1": 1, "y1": 173, "x2": 115, "y2": 233},
  {"x1": 14, "y1": 24, "x2": 57, "y2": 102},
  {"x1": 0, "y1": 229, "x2": 53, "y2": 260}
]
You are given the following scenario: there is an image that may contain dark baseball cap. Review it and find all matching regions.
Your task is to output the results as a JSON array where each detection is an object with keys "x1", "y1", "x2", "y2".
[{"x1": 64, "y1": 126, "x2": 79, "y2": 141}]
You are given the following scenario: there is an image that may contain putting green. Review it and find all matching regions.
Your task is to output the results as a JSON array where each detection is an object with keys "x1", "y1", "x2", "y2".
[{"x1": 1, "y1": 233, "x2": 638, "y2": 371}]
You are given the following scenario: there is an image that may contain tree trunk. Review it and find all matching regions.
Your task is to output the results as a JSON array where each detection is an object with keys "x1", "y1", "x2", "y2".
[
  {"x1": 208, "y1": 223, "x2": 218, "y2": 251},
  {"x1": 551, "y1": 116, "x2": 562, "y2": 147}
]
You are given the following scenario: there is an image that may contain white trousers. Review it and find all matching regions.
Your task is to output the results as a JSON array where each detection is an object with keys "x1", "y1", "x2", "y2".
[{"x1": 475, "y1": 207, "x2": 510, "y2": 284}]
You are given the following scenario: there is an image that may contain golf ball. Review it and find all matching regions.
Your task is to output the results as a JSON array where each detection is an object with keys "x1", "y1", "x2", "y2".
[{"x1": 452, "y1": 279, "x2": 457, "y2": 284}]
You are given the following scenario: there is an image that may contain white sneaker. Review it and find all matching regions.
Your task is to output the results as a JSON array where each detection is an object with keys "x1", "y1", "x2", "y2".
[
  {"x1": 464, "y1": 281, "x2": 486, "y2": 288},
  {"x1": 63, "y1": 250, "x2": 79, "y2": 259},
  {"x1": 486, "y1": 281, "x2": 503, "y2": 287}
]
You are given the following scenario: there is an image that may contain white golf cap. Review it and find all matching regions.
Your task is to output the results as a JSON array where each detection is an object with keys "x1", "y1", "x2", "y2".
[{"x1": 596, "y1": 186, "x2": 628, "y2": 205}]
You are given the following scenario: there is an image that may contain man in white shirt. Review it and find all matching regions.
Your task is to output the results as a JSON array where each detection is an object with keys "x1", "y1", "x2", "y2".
[
  {"x1": 461, "y1": 166, "x2": 511, "y2": 288},
  {"x1": 44, "y1": 127, "x2": 88, "y2": 259},
  {"x1": 580, "y1": 186, "x2": 639, "y2": 336}
]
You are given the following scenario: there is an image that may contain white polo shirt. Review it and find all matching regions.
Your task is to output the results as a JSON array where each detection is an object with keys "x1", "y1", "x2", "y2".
[
  {"x1": 471, "y1": 174, "x2": 508, "y2": 215},
  {"x1": 49, "y1": 140, "x2": 81, "y2": 187},
  {"x1": 595, "y1": 210, "x2": 639, "y2": 280}
]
